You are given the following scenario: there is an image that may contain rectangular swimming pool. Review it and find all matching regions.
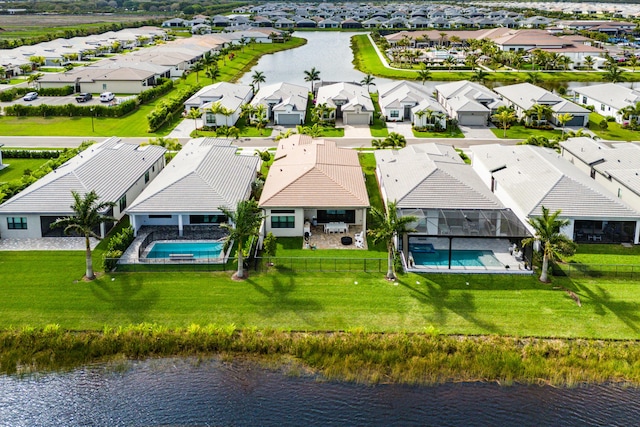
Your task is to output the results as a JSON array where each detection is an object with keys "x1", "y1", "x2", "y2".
[
  {"x1": 146, "y1": 241, "x2": 224, "y2": 260},
  {"x1": 412, "y1": 249, "x2": 502, "y2": 268}
]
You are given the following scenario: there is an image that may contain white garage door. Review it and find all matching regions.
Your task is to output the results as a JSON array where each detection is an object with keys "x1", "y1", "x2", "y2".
[
  {"x1": 277, "y1": 114, "x2": 300, "y2": 125},
  {"x1": 457, "y1": 113, "x2": 487, "y2": 126},
  {"x1": 345, "y1": 113, "x2": 370, "y2": 125}
]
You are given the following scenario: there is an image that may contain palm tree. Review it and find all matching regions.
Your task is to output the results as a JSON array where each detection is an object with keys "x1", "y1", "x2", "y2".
[
  {"x1": 416, "y1": 65, "x2": 432, "y2": 85},
  {"x1": 27, "y1": 72, "x2": 43, "y2": 88},
  {"x1": 527, "y1": 103, "x2": 553, "y2": 126},
  {"x1": 210, "y1": 102, "x2": 234, "y2": 127},
  {"x1": 205, "y1": 66, "x2": 221, "y2": 84},
  {"x1": 312, "y1": 102, "x2": 335, "y2": 125},
  {"x1": 525, "y1": 72, "x2": 542, "y2": 85},
  {"x1": 361, "y1": 73, "x2": 375, "y2": 92},
  {"x1": 50, "y1": 190, "x2": 115, "y2": 280},
  {"x1": 303, "y1": 67, "x2": 320, "y2": 93},
  {"x1": 556, "y1": 113, "x2": 574, "y2": 137},
  {"x1": 368, "y1": 200, "x2": 417, "y2": 280},
  {"x1": 583, "y1": 55, "x2": 595, "y2": 70},
  {"x1": 627, "y1": 55, "x2": 639, "y2": 72},
  {"x1": 186, "y1": 108, "x2": 202, "y2": 136},
  {"x1": 521, "y1": 206, "x2": 576, "y2": 283},
  {"x1": 254, "y1": 104, "x2": 268, "y2": 134},
  {"x1": 251, "y1": 70, "x2": 266, "y2": 91},
  {"x1": 471, "y1": 68, "x2": 489, "y2": 83},
  {"x1": 219, "y1": 199, "x2": 264, "y2": 279},
  {"x1": 240, "y1": 103, "x2": 256, "y2": 125},
  {"x1": 191, "y1": 61, "x2": 204, "y2": 83},
  {"x1": 604, "y1": 64, "x2": 625, "y2": 83},
  {"x1": 619, "y1": 101, "x2": 640, "y2": 122},
  {"x1": 443, "y1": 56, "x2": 456, "y2": 71},
  {"x1": 492, "y1": 109, "x2": 516, "y2": 137},
  {"x1": 518, "y1": 135, "x2": 560, "y2": 151},
  {"x1": 438, "y1": 32, "x2": 448, "y2": 48}
]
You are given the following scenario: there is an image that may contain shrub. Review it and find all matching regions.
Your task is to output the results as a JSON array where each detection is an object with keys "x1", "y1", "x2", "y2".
[
  {"x1": 605, "y1": 116, "x2": 616, "y2": 122},
  {"x1": 146, "y1": 84, "x2": 202, "y2": 132},
  {"x1": 599, "y1": 119, "x2": 609, "y2": 130},
  {"x1": 137, "y1": 79, "x2": 174, "y2": 104},
  {"x1": 263, "y1": 232, "x2": 277, "y2": 257},
  {"x1": 4, "y1": 99, "x2": 138, "y2": 118},
  {"x1": 1, "y1": 149, "x2": 62, "y2": 159}
]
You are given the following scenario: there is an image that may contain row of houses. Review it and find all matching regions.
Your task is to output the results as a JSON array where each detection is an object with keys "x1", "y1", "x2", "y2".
[
  {"x1": 2, "y1": 134, "x2": 638, "y2": 272},
  {"x1": 36, "y1": 29, "x2": 279, "y2": 95}
]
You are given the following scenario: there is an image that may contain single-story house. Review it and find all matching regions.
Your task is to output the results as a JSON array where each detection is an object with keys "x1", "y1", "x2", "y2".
[
  {"x1": 435, "y1": 80, "x2": 505, "y2": 126},
  {"x1": 377, "y1": 80, "x2": 446, "y2": 127},
  {"x1": 251, "y1": 82, "x2": 308, "y2": 126},
  {"x1": 183, "y1": 82, "x2": 253, "y2": 127},
  {"x1": 315, "y1": 82, "x2": 374, "y2": 125},
  {"x1": 259, "y1": 135, "x2": 369, "y2": 237},
  {"x1": 0, "y1": 138, "x2": 166, "y2": 239},
  {"x1": 471, "y1": 144, "x2": 640, "y2": 244},
  {"x1": 126, "y1": 138, "x2": 258, "y2": 237},
  {"x1": 375, "y1": 143, "x2": 532, "y2": 271},
  {"x1": 561, "y1": 137, "x2": 640, "y2": 213},
  {"x1": 494, "y1": 83, "x2": 590, "y2": 127},
  {"x1": 573, "y1": 83, "x2": 640, "y2": 124}
]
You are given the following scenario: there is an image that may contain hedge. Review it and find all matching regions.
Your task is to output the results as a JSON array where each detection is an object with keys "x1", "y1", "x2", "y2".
[
  {"x1": 102, "y1": 226, "x2": 135, "y2": 271},
  {"x1": 0, "y1": 86, "x2": 74, "y2": 102},
  {"x1": 137, "y1": 79, "x2": 174, "y2": 104},
  {"x1": 146, "y1": 84, "x2": 202, "y2": 132},
  {"x1": 1, "y1": 149, "x2": 62, "y2": 159},
  {"x1": 4, "y1": 99, "x2": 138, "y2": 118}
]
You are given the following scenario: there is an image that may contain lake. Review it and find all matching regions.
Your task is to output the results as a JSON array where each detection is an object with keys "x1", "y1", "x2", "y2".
[{"x1": 1, "y1": 357, "x2": 639, "y2": 426}]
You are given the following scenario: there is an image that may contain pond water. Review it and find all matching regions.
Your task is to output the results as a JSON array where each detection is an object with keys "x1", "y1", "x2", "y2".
[
  {"x1": 2, "y1": 357, "x2": 639, "y2": 426},
  {"x1": 240, "y1": 32, "x2": 635, "y2": 95}
]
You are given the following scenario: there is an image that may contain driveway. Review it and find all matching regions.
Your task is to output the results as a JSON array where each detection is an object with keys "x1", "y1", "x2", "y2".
[
  {"x1": 458, "y1": 125, "x2": 499, "y2": 140},
  {"x1": 340, "y1": 123, "x2": 372, "y2": 138},
  {"x1": 385, "y1": 121, "x2": 414, "y2": 139}
]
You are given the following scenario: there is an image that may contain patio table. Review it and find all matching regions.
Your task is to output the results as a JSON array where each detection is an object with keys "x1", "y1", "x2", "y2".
[{"x1": 324, "y1": 222, "x2": 348, "y2": 233}]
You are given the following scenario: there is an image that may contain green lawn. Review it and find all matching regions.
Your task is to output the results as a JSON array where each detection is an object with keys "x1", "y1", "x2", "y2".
[
  {"x1": 566, "y1": 243, "x2": 640, "y2": 265},
  {"x1": 490, "y1": 125, "x2": 562, "y2": 140},
  {"x1": 588, "y1": 112, "x2": 640, "y2": 141},
  {"x1": 413, "y1": 126, "x2": 464, "y2": 138},
  {"x1": 370, "y1": 93, "x2": 388, "y2": 137},
  {"x1": 0, "y1": 38, "x2": 306, "y2": 137},
  {"x1": 1, "y1": 250, "x2": 640, "y2": 339},
  {"x1": 0, "y1": 157, "x2": 50, "y2": 182}
]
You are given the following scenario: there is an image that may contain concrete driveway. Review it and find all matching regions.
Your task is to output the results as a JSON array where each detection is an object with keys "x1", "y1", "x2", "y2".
[
  {"x1": 458, "y1": 124, "x2": 499, "y2": 140},
  {"x1": 340, "y1": 123, "x2": 372, "y2": 138}
]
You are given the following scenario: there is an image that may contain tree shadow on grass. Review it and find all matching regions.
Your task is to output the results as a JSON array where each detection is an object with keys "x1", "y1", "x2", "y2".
[
  {"x1": 245, "y1": 275, "x2": 323, "y2": 327},
  {"x1": 399, "y1": 279, "x2": 503, "y2": 334},
  {"x1": 90, "y1": 275, "x2": 160, "y2": 324},
  {"x1": 574, "y1": 283, "x2": 640, "y2": 333}
]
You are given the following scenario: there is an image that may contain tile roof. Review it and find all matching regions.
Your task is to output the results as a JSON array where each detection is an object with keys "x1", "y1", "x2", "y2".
[
  {"x1": 0, "y1": 137, "x2": 166, "y2": 214},
  {"x1": 573, "y1": 83, "x2": 640, "y2": 111},
  {"x1": 471, "y1": 144, "x2": 640, "y2": 218},
  {"x1": 375, "y1": 144, "x2": 504, "y2": 210},
  {"x1": 259, "y1": 135, "x2": 369, "y2": 208},
  {"x1": 126, "y1": 138, "x2": 258, "y2": 214}
]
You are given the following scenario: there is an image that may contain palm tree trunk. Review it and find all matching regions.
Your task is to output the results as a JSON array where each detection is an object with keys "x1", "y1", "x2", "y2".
[
  {"x1": 387, "y1": 243, "x2": 395, "y2": 280},
  {"x1": 237, "y1": 242, "x2": 245, "y2": 278},
  {"x1": 540, "y1": 253, "x2": 549, "y2": 283},
  {"x1": 503, "y1": 123, "x2": 507, "y2": 137},
  {"x1": 85, "y1": 236, "x2": 94, "y2": 280}
]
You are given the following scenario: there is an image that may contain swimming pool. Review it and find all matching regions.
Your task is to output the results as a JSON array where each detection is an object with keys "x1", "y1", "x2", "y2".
[
  {"x1": 412, "y1": 249, "x2": 502, "y2": 268},
  {"x1": 146, "y1": 241, "x2": 224, "y2": 260}
]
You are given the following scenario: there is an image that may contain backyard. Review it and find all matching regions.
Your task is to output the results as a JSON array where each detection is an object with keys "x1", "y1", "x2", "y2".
[
  {"x1": 0, "y1": 157, "x2": 50, "y2": 182},
  {"x1": 588, "y1": 112, "x2": 640, "y2": 141}
]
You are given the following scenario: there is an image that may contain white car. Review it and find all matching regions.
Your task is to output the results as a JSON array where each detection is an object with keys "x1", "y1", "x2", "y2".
[
  {"x1": 99, "y1": 92, "x2": 115, "y2": 102},
  {"x1": 23, "y1": 92, "x2": 38, "y2": 101}
]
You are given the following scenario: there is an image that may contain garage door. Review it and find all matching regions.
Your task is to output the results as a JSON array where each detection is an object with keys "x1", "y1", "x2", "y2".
[
  {"x1": 563, "y1": 115, "x2": 587, "y2": 127},
  {"x1": 457, "y1": 113, "x2": 487, "y2": 126},
  {"x1": 345, "y1": 113, "x2": 370, "y2": 125},
  {"x1": 277, "y1": 114, "x2": 300, "y2": 125}
]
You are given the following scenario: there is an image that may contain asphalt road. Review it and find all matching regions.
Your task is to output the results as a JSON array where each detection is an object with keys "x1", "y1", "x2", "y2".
[{"x1": 0, "y1": 136, "x2": 520, "y2": 149}]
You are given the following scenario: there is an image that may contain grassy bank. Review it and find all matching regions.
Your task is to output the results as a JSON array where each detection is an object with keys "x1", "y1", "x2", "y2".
[
  {"x1": 2, "y1": 327, "x2": 640, "y2": 387},
  {"x1": 0, "y1": 38, "x2": 306, "y2": 137},
  {"x1": 351, "y1": 34, "x2": 640, "y2": 83}
]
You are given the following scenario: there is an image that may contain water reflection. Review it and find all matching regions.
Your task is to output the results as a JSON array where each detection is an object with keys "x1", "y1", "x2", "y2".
[{"x1": 0, "y1": 357, "x2": 639, "y2": 426}]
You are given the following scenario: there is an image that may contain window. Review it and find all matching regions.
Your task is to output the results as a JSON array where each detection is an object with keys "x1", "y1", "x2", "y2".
[
  {"x1": 271, "y1": 215, "x2": 295, "y2": 228},
  {"x1": 119, "y1": 195, "x2": 127, "y2": 212},
  {"x1": 271, "y1": 209, "x2": 295, "y2": 214},
  {"x1": 390, "y1": 110, "x2": 399, "y2": 118},
  {"x1": 102, "y1": 84, "x2": 107, "y2": 90},
  {"x1": 600, "y1": 103, "x2": 605, "y2": 111},
  {"x1": 152, "y1": 165, "x2": 155, "y2": 172},
  {"x1": 582, "y1": 96, "x2": 587, "y2": 104},
  {"x1": 590, "y1": 168, "x2": 596, "y2": 179},
  {"x1": 190, "y1": 214, "x2": 227, "y2": 224},
  {"x1": 205, "y1": 112, "x2": 216, "y2": 124},
  {"x1": 145, "y1": 171, "x2": 150, "y2": 183},
  {"x1": 7, "y1": 217, "x2": 27, "y2": 230},
  {"x1": 618, "y1": 188, "x2": 622, "y2": 198}
]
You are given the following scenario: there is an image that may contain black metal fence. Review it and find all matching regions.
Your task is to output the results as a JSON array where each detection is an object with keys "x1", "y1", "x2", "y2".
[{"x1": 556, "y1": 263, "x2": 640, "y2": 280}]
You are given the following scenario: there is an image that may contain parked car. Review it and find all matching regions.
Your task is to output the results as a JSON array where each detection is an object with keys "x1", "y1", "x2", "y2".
[
  {"x1": 99, "y1": 92, "x2": 115, "y2": 102},
  {"x1": 75, "y1": 93, "x2": 93, "y2": 103},
  {"x1": 23, "y1": 92, "x2": 38, "y2": 101}
]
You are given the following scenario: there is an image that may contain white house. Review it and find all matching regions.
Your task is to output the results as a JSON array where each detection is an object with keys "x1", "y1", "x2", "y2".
[
  {"x1": 573, "y1": 83, "x2": 640, "y2": 124},
  {"x1": 183, "y1": 82, "x2": 253, "y2": 127},
  {"x1": 251, "y1": 82, "x2": 308, "y2": 126},
  {"x1": 315, "y1": 82, "x2": 374, "y2": 125},
  {"x1": 126, "y1": 138, "x2": 258, "y2": 237},
  {"x1": 435, "y1": 80, "x2": 505, "y2": 126},
  {"x1": 377, "y1": 80, "x2": 446, "y2": 127},
  {"x1": 471, "y1": 144, "x2": 640, "y2": 244},
  {"x1": 0, "y1": 138, "x2": 166, "y2": 239}
]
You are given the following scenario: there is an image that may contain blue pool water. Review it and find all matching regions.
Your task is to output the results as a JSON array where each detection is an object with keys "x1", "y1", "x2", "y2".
[
  {"x1": 412, "y1": 249, "x2": 502, "y2": 268},
  {"x1": 146, "y1": 241, "x2": 224, "y2": 259}
]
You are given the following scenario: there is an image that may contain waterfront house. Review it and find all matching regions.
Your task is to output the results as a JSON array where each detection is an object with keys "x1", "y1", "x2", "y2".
[
  {"x1": 183, "y1": 82, "x2": 253, "y2": 127},
  {"x1": 377, "y1": 80, "x2": 446, "y2": 126},
  {"x1": 315, "y1": 82, "x2": 374, "y2": 125},
  {"x1": 573, "y1": 83, "x2": 640, "y2": 124},
  {"x1": 251, "y1": 82, "x2": 308, "y2": 126},
  {"x1": 435, "y1": 80, "x2": 504, "y2": 126}
]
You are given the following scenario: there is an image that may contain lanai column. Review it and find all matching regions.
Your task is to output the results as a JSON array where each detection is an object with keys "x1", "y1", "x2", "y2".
[
  {"x1": 178, "y1": 214, "x2": 184, "y2": 237},
  {"x1": 130, "y1": 215, "x2": 137, "y2": 237}
]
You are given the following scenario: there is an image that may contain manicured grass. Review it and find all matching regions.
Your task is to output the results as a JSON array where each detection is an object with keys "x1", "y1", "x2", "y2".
[
  {"x1": 369, "y1": 93, "x2": 388, "y2": 137},
  {"x1": 566, "y1": 243, "x2": 640, "y2": 265},
  {"x1": 0, "y1": 38, "x2": 306, "y2": 137},
  {"x1": 318, "y1": 126, "x2": 345, "y2": 137},
  {"x1": 413, "y1": 126, "x2": 464, "y2": 138},
  {"x1": 2, "y1": 250, "x2": 640, "y2": 339},
  {"x1": 490, "y1": 125, "x2": 562, "y2": 140},
  {"x1": 0, "y1": 157, "x2": 49, "y2": 182},
  {"x1": 588, "y1": 112, "x2": 640, "y2": 141},
  {"x1": 352, "y1": 34, "x2": 640, "y2": 83}
]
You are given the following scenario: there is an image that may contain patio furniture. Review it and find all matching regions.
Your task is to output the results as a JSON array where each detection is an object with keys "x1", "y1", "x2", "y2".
[
  {"x1": 324, "y1": 222, "x2": 348, "y2": 233},
  {"x1": 341, "y1": 236, "x2": 353, "y2": 245}
]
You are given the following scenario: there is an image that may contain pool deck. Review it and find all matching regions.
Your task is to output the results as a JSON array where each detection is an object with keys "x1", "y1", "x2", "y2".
[
  {"x1": 119, "y1": 232, "x2": 229, "y2": 265},
  {"x1": 406, "y1": 237, "x2": 533, "y2": 275}
]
